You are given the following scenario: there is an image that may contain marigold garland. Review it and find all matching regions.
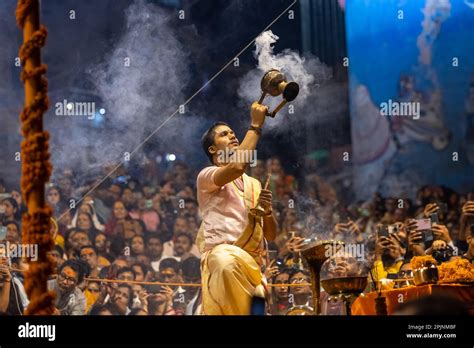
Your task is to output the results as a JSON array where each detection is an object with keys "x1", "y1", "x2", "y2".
[{"x1": 16, "y1": 0, "x2": 56, "y2": 315}]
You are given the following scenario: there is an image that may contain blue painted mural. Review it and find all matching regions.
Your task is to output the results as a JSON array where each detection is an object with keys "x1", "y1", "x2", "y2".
[{"x1": 345, "y1": 0, "x2": 474, "y2": 200}]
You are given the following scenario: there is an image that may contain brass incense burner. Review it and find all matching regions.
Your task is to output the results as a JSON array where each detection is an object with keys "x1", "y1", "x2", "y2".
[
  {"x1": 320, "y1": 276, "x2": 368, "y2": 315},
  {"x1": 257, "y1": 69, "x2": 299, "y2": 117},
  {"x1": 300, "y1": 240, "x2": 344, "y2": 315}
]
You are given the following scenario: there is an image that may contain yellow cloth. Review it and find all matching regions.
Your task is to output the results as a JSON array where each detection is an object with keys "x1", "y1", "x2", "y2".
[
  {"x1": 97, "y1": 256, "x2": 111, "y2": 268},
  {"x1": 198, "y1": 173, "x2": 266, "y2": 315},
  {"x1": 84, "y1": 289, "x2": 99, "y2": 313},
  {"x1": 372, "y1": 260, "x2": 403, "y2": 281},
  {"x1": 54, "y1": 234, "x2": 65, "y2": 249}
]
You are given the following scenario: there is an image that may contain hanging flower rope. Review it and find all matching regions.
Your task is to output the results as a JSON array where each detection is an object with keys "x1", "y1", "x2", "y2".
[{"x1": 16, "y1": 0, "x2": 56, "y2": 315}]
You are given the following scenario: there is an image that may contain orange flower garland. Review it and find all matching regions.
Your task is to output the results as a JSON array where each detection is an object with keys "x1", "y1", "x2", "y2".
[{"x1": 16, "y1": 0, "x2": 56, "y2": 315}]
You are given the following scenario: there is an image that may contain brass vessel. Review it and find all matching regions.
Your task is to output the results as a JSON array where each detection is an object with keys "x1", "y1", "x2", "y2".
[
  {"x1": 257, "y1": 69, "x2": 299, "y2": 117},
  {"x1": 300, "y1": 240, "x2": 344, "y2": 314}
]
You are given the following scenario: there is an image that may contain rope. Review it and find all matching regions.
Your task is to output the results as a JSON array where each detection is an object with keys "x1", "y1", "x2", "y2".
[{"x1": 83, "y1": 277, "x2": 312, "y2": 288}]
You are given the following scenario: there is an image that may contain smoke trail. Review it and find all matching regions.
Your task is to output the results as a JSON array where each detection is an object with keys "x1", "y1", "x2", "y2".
[
  {"x1": 417, "y1": 0, "x2": 451, "y2": 66},
  {"x1": 238, "y1": 30, "x2": 332, "y2": 131},
  {"x1": 49, "y1": 0, "x2": 203, "y2": 176}
]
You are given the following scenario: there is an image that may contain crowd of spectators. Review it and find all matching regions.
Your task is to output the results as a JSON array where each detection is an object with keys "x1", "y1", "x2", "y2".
[{"x1": 0, "y1": 156, "x2": 473, "y2": 315}]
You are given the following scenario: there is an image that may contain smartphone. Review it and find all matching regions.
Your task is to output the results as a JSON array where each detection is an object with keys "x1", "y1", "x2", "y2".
[
  {"x1": 424, "y1": 229, "x2": 434, "y2": 243},
  {"x1": 377, "y1": 225, "x2": 389, "y2": 239},
  {"x1": 414, "y1": 218, "x2": 431, "y2": 231},
  {"x1": 415, "y1": 218, "x2": 433, "y2": 243},
  {"x1": 0, "y1": 226, "x2": 7, "y2": 240},
  {"x1": 430, "y1": 213, "x2": 439, "y2": 225},
  {"x1": 268, "y1": 250, "x2": 278, "y2": 263}
]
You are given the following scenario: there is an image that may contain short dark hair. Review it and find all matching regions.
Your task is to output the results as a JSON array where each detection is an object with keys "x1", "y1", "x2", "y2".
[
  {"x1": 180, "y1": 256, "x2": 201, "y2": 279},
  {"x1": 159, "y1": 258, "x2": 180, "y2": 273},
  {"x1": 90, "y1": 303, "x2": 122, "y2": 316},
  {"x1": 271, "y1": 267, "x2": 292, "y2": 284},
  {"x1": 131, "y1": 262, "x2": 148, "y2": 277},
  {"x1": 175, "y1": 232, "x2": 193, "y2": 245},
  {"x1": 288, "y1": 267, "x2": 310, "y2": 280},
  {"x1": 80, "y1": 245, "x2": 98, "y2": 255},
  {"x1": 145, "y1": 232, "x2": 163, "y2": 244},
  {"x1": 4, "y1": 220, "x2": 20, "y2": 232},
  {"x1": 116, "y1": 266, "x2": 136, "y2": 280},
  {"x1": 59, "y1": 259, "x2": 90, "y2": 283},
  {"x1": 201, "y1": 122, "x2": 230, "y2": 164}
]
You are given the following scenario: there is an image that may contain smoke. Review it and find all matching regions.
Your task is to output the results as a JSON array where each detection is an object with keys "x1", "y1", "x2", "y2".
[
  {"x1": 238, "y1": 30, "x2": 332, "y2": 131},
  {"x1": 50, "y1": 0, "x2": 205, "y2": 177},
  {"x1": 417, "y1": 0, "x2": 451, "y2": 66}
]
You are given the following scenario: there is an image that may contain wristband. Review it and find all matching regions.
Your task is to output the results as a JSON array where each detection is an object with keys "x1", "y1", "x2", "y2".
[{"x1": 248, "y1": 125, "x2": 262, "y2": 135}]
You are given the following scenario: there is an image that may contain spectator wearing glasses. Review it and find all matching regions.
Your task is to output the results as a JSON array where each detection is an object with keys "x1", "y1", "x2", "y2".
[{"x1": 48, "y1": 259, "x2": 89, "y2": 315}]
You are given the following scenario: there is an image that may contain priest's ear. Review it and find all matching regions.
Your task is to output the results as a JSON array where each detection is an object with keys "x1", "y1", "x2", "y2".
[{"x1": 208, "y1": 145, "x2": 217, "y2": 156}]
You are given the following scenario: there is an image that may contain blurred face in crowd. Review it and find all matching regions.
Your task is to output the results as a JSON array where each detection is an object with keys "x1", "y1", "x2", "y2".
[
  {"x1": 59, "y1": 209, "x2": 73, "y2": 228},
  {"x1": 77, "y1": 213, "x2": 92, "y2": 231},
  {"x1": 173, "y1": 217, "x2": 188, "y2": 234},
  {"x1": 2, "y1": 199, "x2": 16, "y2": 219},
  {"x1": 132, "y1": 283, "x2": 144, "y2": 298},
  {"x1": 136, "y1": 255, "x2": 150, "y2": 267},
  {"x1": 160, "y1": 267, "x2": 178, "y2": 284},
  {"x1": 174, "y1": 235, "x2": 192, "y2": 257},
  {"x1": 48, "y1": 249, "x2": 64, "y2": 269},
  {"x1": 87, "y1": 281, "x2": 100, "y2": 299},
  {"x1": 466, "y1": 233, "x2": 474, "y2": 257},
  {"x1": 185, "y1": 201, "x2": 198, "y2": 217},
  {"x1": 187, "y1": 217, "x2": 198, "y2": 236},
  {"x1": 112, "y1": 286, "x2": 132, "y2": 314},
  {"x1": 108, "y1": 184, "x2": 122, "y2": 202},
  {"x1": 393, "y1": 208, "x2": 407, "y2": 223},
  {"x1": 284, "y1": 209, "x2": 298, "y2": 225},
  {"x1": 269, "y1": 158, "x2": 283, "y2": 175},
  {"x1": 289, "y1": 271, "x2": 311, "y2": 297},
  {"x1": 118, "y1": 270, "x2": 134, "y2": 282},
  {"x1": 113, "y1": 201, "x2": 128, "y2": 220},
  {"x1": 326, "y1": 256, "x2": 358, "y2": 278},
  {"x1": 58, "y1": 177, "x2": 72, "y2": 196},
  {"x1": 80, "y1": 247, "x2": 98, "y2": 269},
  {"x1": 131, "y1": 235, "x2": 145, "y2": 255},
  {"x1": 47, "y1": 188, "x2": 60, "y2": 205},
  {"x1": 385, "y1": 198, "x2": 396, "y2": 214},
  {"x1": 147, "y1": 237, "x2": 163, "y2": 259},
  {"x1": 122, "y1": 188, "x2": 135, "y2": 208},
  {"x1": 98, "y1": 308, "x2": 113, "y2": 315},
  {"x1": 132, "y1": 265, "x2": 146, "y2": 282},
  {"x1": 95, "y1": 233, "x2": 107, "y2": 252},
  {"x1": 149, "y1": 289, "x2": 167, "y2": 304},
  {"x1": 274, "y1": 272, "x2": 290, "y2": 300},
  {"x1": 11, "y1": 190, "x2": 22, "y2": 206},
  {"x1": 71, "y1": 231, "x2": 91, "y2": 252},
  {"x1": 79, "y1": 203, "x2": 93, "y2": 216},
  {"x1": 6, "y1": 223, "x2": 20, "y2": 243},
  {"x1": 58, "y1": 266, "x2": 78, "y2": 293},
  {"x1": 113, "y1": 258, "x2": 128, "y2": 270}
]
